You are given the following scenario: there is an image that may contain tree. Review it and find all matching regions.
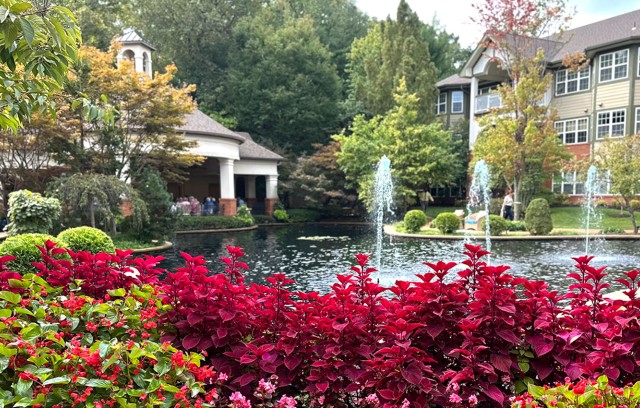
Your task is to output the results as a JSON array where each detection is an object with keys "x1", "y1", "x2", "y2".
[
  {"x1": 335, "y1": 79, "x2": 463, "y2": 210},
  {"x1": 422, "y1": 17, "x2": 471, "y2": 80},
  {"x1": 594, "y1": 136, "x2": 640, "y2": 234},
  {"x1": 47, "y1": 173, "x2": 148, "y2": 233},
  {"x1": 224, "y1": 4, "x2": 341, "y2": 152},
  {"x1": 0, "y1": 0, "x2": 81, "y2": 131},
  {"x1": 470, "y1": 0, "x2": 572, "y2": 220},
  {"x1": 346, "y1": 0, "x2": 438, "y2": 122},
  {"x1": 48, "y1": 45, "x2": 202, "y2": 182}
]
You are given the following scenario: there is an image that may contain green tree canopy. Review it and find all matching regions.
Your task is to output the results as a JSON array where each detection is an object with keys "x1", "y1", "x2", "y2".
[
  {"x1": 335, "y1": 79, "x2": 463, "y2": 210},
  {"x1": 346, "y1": 0, "x2": 438, "y2": 121},
  {"x1": 224, "y1": 4, "x2": 341, "y2": 152},
  {"x1": 0, "y1": 0, "x2": 81, "y2": 131}
]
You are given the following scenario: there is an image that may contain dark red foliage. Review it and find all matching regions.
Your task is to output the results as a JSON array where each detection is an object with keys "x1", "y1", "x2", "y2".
[{"x1": 7, "y1": 239, "x2": 640, "y2": 407}]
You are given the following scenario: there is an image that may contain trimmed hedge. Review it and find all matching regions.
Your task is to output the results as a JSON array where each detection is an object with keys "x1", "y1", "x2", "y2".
[
  {"x1": 525, "y1": 198, "x2": 553, "y2": 235},
  {"x1": 0, "y1": 233, "x2": 67, "y2": 274},
  {"x1": 176, "y1": 216, "x2": 253, "y2": 231},
  {"x1": 433, "y1": 212, "x2": 460, "y2": 234},
  {"x1": 288, "y1": 209, "x2": 322, "y2": 223},
  {"x1": 253, "y1": 215, "x2": 276, "y2": 224},
  {"x1": 404, "y1": 210, "x2": 427, "y2": 233},
  {"x1": 479, "y1": 214, "x2": 509, "y2": 236},
  {"x1": 57, "y1": 226, "x2": 116, "y2": 254}
]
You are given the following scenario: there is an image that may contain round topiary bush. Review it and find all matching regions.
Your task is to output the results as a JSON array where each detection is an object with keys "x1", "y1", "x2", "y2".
[
  {"x1": 57, "y1": 226, "x2": 116, "y2": 254},
  {"x1": 404, "y1": 210, "x2": 427, "y2": 233},
  {"x1": 479, "y1": 214, "x2": 510, "y2": 236},
  {"x1": 0, "y1": 233, "x2": 66, "y2": 274},
  {"x1": 433, "y1": 212, "x2": 460, "y2": 234},
  {"x1": 525, "y1": 198, "x2": 553, "y2": 236},
  {"x1": 273, "y1": 209, "x2": 289, "y2": 223}
]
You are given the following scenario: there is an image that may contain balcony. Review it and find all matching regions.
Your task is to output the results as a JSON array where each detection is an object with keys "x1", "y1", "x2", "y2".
[{"x1": 475, "y1": 93, "x2": 502, "y2": 113}]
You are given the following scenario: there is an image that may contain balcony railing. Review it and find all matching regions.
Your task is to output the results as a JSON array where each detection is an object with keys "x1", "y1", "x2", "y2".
[{"x1": 475, "y1": 94, "x2": 502, "y2": 113}]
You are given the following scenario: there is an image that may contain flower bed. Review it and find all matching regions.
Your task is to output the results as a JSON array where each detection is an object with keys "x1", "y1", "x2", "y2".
[{"x1": 1, "y1": 241, "x2": 640, "y2": 407}]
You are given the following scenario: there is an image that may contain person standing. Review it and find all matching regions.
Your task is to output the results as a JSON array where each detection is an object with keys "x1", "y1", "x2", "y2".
[{"x1": 502, "y1": 191, "x2": 514, "y2": 221}]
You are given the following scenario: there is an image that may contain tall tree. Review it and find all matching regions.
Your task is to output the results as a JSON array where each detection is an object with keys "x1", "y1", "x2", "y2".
[
  {"x1": 594, "y1": 136, "x2": 640, "y2": 234},
  {"x1": 470, "y1": 0, "x2": 572, "y2": 220},
  {"x1": 346, "y1": 0, "x2": 438, "y2": 122},
  {"x1": 422, "y1": 17, "x2": 472, "y2": 80},
  {"x1": 335, "y1": 79, "x2": 463, "y2": 210},
  {"x1": 224, "y1": 4, "x2": 341, "y2": 152},
  {"x1": 135, "y1": 0, "x2": 263, "y2": 114},
  {"x1": 48, "y1": 45, "x2": 202, "y2": 182},
  {"x1": 0, "y1": 0, "x2": 81, "y2": 131}
]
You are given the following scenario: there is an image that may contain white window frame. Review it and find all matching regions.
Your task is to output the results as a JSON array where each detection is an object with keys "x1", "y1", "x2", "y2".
[
  {"x1": 554, "y1": 117, "x2": 589, "y2": 144},
  {"x1": 599, "y1": 49, "x2": 628, "y2": 82},
  {"x1": 596, "y1": 109, "x2": 626, "y2": 139},
  {"x1": 451, "y1": 91, "x2": 463, "y2": 113},
  {"x1": 636, "y1": 107, "x2": 640, "y2": 134},
  {"x1": 552, "y1": 171, "x2": 585, "y2": 196},
  {"x1": 436, "y1": 93, "x2": 447, "y2": 115},
  {"x1": 638, "y1": 47, "x2": 640, "y2": 78},
  {"x1": 555, "y1": 68, "x2": 590, "y2": 96}
]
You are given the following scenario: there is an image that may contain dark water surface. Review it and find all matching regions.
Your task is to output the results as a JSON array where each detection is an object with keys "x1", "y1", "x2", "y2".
[{"x1": 158, "y1": 224, "x2": 640, "y2": 293}]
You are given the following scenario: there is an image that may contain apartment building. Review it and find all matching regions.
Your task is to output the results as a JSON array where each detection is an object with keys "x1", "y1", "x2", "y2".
[{"x1": 436, "y1": 8, "x2": 640, "y2": 200}]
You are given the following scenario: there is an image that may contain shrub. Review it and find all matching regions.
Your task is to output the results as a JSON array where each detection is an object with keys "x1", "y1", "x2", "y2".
[
  {"x1": 235, "y1": 204, "x2": 254, "y2": 224},
  {"x1": 479, "y1": 214, "x2": 509, "y2": 235},
  {"x1": 631, "y1": 199, "x2": 640, "y2": 211},
  {"x1": 0, "y1": 233, "x2": 65, "y2": 274},
  {"x1": 533, "y1": 188, "x2": 568, "y2": 207},
  {"x1": 6, "y1": 190, "x2": 61, "y2": 236},
  {"x1": 404, "y1": 209, "x2": 427, "y2": 232},
  {"x1": 507, "y1": 220, "x2": 527, "y2": 231},
  {"x1": 525, "y1": 198, "x2": 553, "y2": 235},
  {"x1": 57, "y1": 226, "x2": 116, "y2": 253},
  {"x1": 273, "y1": 209, "x2": 289, "y2": 223},
  {"x1": 454, "y1": 199, "x2": 467, "y2": 208},
  {"x1": 253, "y1": 214, "x2": 276, "y2": 224},
  {"x1": 489, "y1": 197, "x2": 503, "y2": 215},
  {"x1": 288, "y1": 208, "x2": 322, "y2": 222},
  {"x1": 176, "y1": 215, "x2": 252, "y2": 231},
  {"x1": 601, "y1": 226, "x2": 625, "y2": 234},
  {"x1": 596, "y1": 199, "x2": 611, "y2": 208},
  {"x1": 433, "y1": 212, "x2": 460, "y2": 233}
]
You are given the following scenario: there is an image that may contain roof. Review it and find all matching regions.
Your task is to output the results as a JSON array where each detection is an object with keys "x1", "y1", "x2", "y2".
[
  {"x1": 235, "y1": 132, "x2": 283, "y2": 161},
  {"x1": 547, "y1": 9, "x2": 640, "y2": 62},
  {"x1": 436, "y1": 74, "x2": 471, "y2": 88},
  {"x1": 177, "y1": 109, "x2": 245, "y2": 142},
  {"x1": 118, "y1": 28, "x2": 157, "y2": 51}
]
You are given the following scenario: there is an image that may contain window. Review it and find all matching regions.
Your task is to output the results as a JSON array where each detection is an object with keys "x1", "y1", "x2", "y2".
[
  {"x1": 554, "y1": 118, "x2": 588, "y2": 144},
  {"x1": 636, "y1": 107, "x2": 640, "y2": 134},
  {"x1": 555, "y1": 68, "x2": 589, "y2": 95},
  {"x1": 595, "y1": 170, "x2": 611, "y2": 195},
  {"x1": 436, "y1": 93, "x2": 447, "y2": 115},
  {"x1": 452, "y1": 91, "x2": 463, "y2": 113},
  {"x1": 552, "y1": 172, "x2": 584, "y2": 195},
  {"x1": 599, "y1": 49, "x2": 628, "y2": 82},
  {"x1": 597, "y1": 109, "x2": 626, "y2": 139}
]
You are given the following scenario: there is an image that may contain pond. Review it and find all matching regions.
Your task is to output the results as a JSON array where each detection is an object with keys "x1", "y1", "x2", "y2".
[{"x1": 158, "y1": 224, "x2": 640, "y2": 293}]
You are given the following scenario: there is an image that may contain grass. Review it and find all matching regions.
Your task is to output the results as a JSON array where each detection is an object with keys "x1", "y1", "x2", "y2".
[{"x1": 112, "y1": 237, "x2": 162, "y2": 250}]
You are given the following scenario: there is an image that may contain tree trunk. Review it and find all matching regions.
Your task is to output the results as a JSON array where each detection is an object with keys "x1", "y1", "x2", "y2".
[
  {"x1": 513, "y1": 178, "x2": 523, "y2": 221},
  {"x1": 88, "y1": 194, "x2": 96, "y2": 228}
]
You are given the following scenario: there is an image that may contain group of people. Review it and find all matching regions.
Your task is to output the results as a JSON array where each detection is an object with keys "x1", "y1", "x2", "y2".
[{"x1": 174, "y1": 196, "x2": 219, "y2": 216}]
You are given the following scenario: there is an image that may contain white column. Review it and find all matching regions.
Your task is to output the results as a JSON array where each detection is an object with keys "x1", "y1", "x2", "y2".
[
  {"x1": 266, "y1": 175, "x2": 278, "y2": 199},
  {"x1": 219, "y1": 159, "x2": 235, "y2": 199},
  {"x1": 134, "y1": 56, "x2": 144, "y2": 73},
  {"x1": 245, "y1": 176, "x2": 256, "y2": 200},
  {"x1": 469, "y1": 76, "x2": 479, "y2": 149}
]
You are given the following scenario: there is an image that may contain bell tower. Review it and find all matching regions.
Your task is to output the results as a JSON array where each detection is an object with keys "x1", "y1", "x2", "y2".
[{"x1": 116, "y1": 28, "x2": 156, "y2": 78}]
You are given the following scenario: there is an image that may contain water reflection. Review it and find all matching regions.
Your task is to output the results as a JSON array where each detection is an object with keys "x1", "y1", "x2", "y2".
[{"x1": 161, "y1": 225, "x2": 640, "y2": 293}]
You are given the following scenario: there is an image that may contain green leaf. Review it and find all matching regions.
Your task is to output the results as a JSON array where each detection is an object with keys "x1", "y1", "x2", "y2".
[
  {"x1": 517, "y1": 361, "x2": 530, "y2": 373},
  {"x1": 153, "y1": 358, "x2": 170, "y2": 376},
  {"x1": 108, "y1": 288, "x2": 126, "y2": 297},
  {"x1": 41, "y1": 375, "x2": 69, "y2": 385},
  {"x1": 18, "y1": 17, "x2": 34, "y2": 46},
  {"x1": 15, "y1": 378, "x2": 32, "y2": 397},
  {"x1": 85, "y1": 379, "x2": 112, "y2": 388},
  {"x1": 0, "y1": 309, "x2": 11, "y2": 318},
  {"x1": 0, "y1": 291, "x2": 21, "y2": 304},
  {"x1": 0, "y1": 356, "x2": 9, "y2": 373}
]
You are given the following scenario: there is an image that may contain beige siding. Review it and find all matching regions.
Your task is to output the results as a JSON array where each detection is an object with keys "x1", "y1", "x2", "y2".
[
  {"x1": 449, "y1": 114, "x2": 466, "y2": 124},
  {"x1": 635, "y1": 81, "x2": 640, "y2": 105},
  {"x1": 596, "y1": 81, "x2": 630, "y2": 109},
  {"x1": 551, "y1": 92, "x2": 592, "y2": 118}
]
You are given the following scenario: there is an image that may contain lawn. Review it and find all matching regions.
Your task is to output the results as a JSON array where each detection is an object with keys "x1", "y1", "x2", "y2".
[{"x1": 419, "y1": 205, "x2": 636, "y2": 232}]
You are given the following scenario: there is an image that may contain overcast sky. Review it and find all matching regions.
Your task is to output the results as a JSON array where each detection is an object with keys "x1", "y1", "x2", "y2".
[{"x1": 353, "y1": 1, "x2": 640, "y2": 48}]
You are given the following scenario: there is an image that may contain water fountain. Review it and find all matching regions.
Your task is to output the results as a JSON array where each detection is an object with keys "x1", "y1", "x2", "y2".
[
  {"x1": 466, "y1": 160, "x2": 492, "y2": 259},
  {"x1": 372, "y1": 156, "x2": 394, "y2": 275},
  {"x1": 582, "y1": 165, "x2": 602, "y2": 255}
]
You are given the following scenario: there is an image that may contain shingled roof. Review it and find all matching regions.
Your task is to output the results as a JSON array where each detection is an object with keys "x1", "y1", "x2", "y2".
[
  {"x1": 436, "y1": 74, "x2": 471, "y2": 88},
  {"x1": 177, "y1": 109, "x2": 245, "y2": 142},
  {"x1": 236, "y1": 132, "x2": 283, "y2": 161},
  {"x1": 547, "y1": 9, "x2": 640, "y2": 63},
  {"x1": 117, "y1": 28, "x2": 156, "y2": 51}
]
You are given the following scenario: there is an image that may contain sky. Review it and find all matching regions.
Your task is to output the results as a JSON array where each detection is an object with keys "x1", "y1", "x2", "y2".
[{"x1": 353, "y1": 0, "x2": 640, "y2": 48}]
